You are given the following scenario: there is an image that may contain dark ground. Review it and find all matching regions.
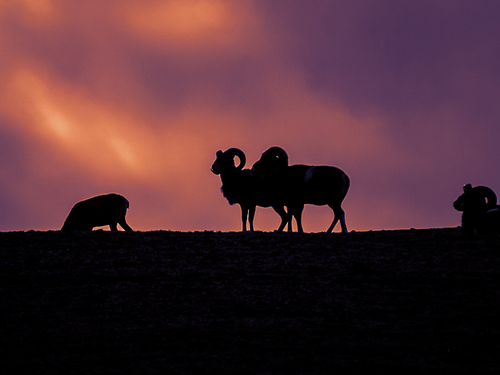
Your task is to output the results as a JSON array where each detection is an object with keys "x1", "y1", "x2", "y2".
[{"x1": 1, "y1": 228, "x2": 499, "y2": 374}]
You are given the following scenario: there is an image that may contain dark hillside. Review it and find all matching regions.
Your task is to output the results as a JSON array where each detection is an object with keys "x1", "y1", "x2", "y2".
[{"x1": 1, "y1": 228, "x2": 499, "y2": 374}]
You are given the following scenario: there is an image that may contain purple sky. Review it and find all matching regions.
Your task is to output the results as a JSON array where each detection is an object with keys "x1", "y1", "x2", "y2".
[{"x1": 1, "y1": 0, "x2": 499, "y2": 232}]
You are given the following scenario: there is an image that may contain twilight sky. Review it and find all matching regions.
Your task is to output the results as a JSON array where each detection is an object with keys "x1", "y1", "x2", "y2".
[{"x1": 1, "y1": 0, "x2": 499, "y2": 232}]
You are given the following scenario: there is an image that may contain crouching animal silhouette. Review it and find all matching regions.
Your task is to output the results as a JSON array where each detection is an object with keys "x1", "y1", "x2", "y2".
[
  {"x1": 61, "y1": 193, "x2": 133, "y2": 232},
  {"x1": 453, "y1": 184, "x2": 500, "y2": 235}
]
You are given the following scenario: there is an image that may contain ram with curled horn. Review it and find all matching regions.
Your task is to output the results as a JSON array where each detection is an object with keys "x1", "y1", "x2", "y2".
[
  {"x1": 453, "y1": 183, "x2": 500, "y2": 235},
  {"x1": 61, "y1": 193, "x2": 133, "y2": 232},
  {"x1": 251, "y1": 146, "x2": 350, "y2": 233},
  {"x1": 211, "y1": 148, "x2": 290, "y2": 232}
]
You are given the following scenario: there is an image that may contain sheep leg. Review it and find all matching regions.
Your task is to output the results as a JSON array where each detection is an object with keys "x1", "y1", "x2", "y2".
[
  {"x1": 109, "y1": 222, "x2": 118, "y2": 231},
  {"x1": 240, "y1": 205, "x2": 249, "y2": 232},
  {"x1": 340, "y1": 210, "x2": 348, "y2": 233},
  {"x1": 327, "y1": 206, "x2": 347, "y2": 234},
  {"x1": 291, "y1": 205, "x2": 304, "y2": 233},
  {"x1": 119, "y1": 220, "x2": 133, "y2": 232},
  {"x1": 327, "y1": 216, "x2": 338, "y2": 233},
  {"x1": 283, "y1": 206, "x2": 293, "y2": 232},
  {"x1": 248, "y1": 205, "x2": 256, "y2": 232},
  {"x1": 273, "y1": 205, "x2": 289, "y2": 232},
  {"x1": 295, "y1": 215, "x2": 304, "y2": 233}
]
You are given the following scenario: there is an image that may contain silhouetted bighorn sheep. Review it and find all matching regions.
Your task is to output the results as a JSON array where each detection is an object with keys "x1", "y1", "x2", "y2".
[
  {"x1": 453, "y1": 184, "x2": 500, "y2": 235},
  {"x1": 61, "y1": 193, "x2": 133, "y2": 232},
  {"x1": 251, "y1": 146, "x2": 350, "y2": 233},
  {"x1": 211, "y1": 148, "x2": 290, "y2": 232}
]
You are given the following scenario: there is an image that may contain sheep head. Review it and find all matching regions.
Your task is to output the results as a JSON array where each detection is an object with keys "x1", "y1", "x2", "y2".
[
  {"x1": 453, "y1": 184, "x2": 497, "y2": 212},
  {"x1": 251, "y1": 146, "x2": 289, "y2": 178},
  {"x1": 211, "y1": 148, "x2": 246, "y2": 175}
]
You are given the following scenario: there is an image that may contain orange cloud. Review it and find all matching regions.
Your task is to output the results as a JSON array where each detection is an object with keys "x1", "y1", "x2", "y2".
[
  {"x1": 0, "y1": 0, "x2": 59, "y2": 26},
  {"x1": 121, "y1": 0, "x2": 261, "y2": 51},
  {"x1": 127, "y1": 0, "x2": 227, "y2": 37},
  {"x1": 4, "y1": 68, "x2": 140, "y2": 177}
]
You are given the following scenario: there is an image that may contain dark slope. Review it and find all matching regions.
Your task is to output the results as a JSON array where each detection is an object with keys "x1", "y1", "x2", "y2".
[{"x1": 1, "y1": 228, "x2": 499, "y2": 374}]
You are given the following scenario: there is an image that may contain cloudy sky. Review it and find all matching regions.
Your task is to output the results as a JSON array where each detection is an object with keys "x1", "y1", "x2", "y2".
[{"x1": 1, "y1": 0, "x2": 499, "y2": 232}]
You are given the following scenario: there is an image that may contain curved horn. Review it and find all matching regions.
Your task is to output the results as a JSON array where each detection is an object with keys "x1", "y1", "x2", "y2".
[
  {"x1": 225, "y1": 148, "x2": 246, "y2": 170},
  {"x1": 474, "y1": 186, "x2": 497, "y2": 207},
  {"x1": 260, "y1": 146, "x2": 289, "y2": 171}
]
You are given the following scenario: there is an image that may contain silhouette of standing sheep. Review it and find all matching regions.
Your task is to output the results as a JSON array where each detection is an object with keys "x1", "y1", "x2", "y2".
[
  {"x1": 251, "y1": 146, "x2": 350, "y2": 233},
  {"x1": 211, "y1": 148, "x2": 290, "y2": 232}
]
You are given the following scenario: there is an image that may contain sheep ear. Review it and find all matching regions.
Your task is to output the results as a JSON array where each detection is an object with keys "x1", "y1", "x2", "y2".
[{"x1": 216, "y1": 150, "x2": 223, "y2": 157}]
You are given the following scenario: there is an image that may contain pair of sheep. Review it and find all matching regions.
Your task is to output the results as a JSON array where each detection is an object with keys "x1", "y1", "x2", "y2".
[{"x1": 211, "y1": 146, "x2": 350, "y2": 233}]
